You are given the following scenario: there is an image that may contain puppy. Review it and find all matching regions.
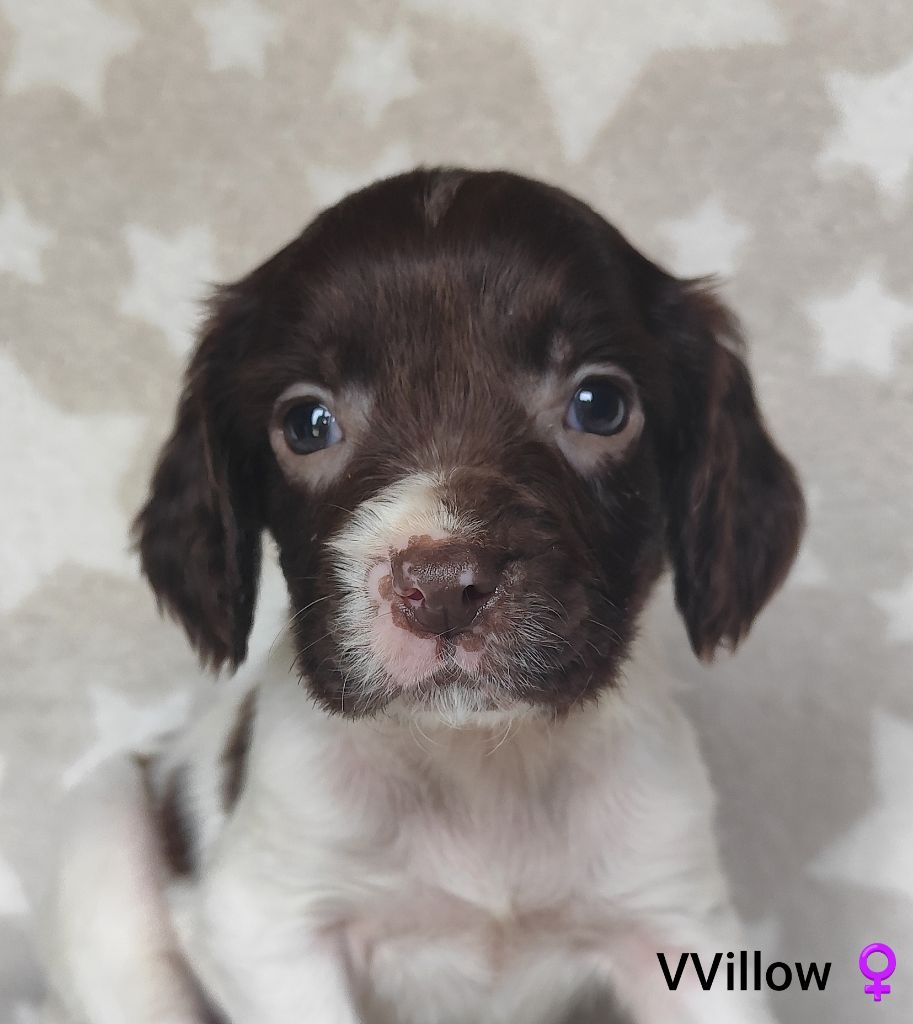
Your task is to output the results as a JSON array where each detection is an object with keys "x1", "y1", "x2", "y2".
[{"x1": 44, "y1": 168, "x2": 804, "y2": 1024}]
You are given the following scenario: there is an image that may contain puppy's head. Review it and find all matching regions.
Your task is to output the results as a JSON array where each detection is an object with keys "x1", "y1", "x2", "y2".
[{"x1": 135, "y1": 169, "x2": 804, "y2": 720}]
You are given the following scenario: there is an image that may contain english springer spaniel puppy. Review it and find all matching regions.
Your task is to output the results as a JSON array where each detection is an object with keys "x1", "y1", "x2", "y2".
[{"x1": 44, "y1": 168, "x2": 803, "y2": 1024}]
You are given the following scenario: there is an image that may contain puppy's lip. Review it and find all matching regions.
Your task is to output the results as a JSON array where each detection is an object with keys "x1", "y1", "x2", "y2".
[{"x1": 400, "y1": 612, "x2": 488, "y2": 643}]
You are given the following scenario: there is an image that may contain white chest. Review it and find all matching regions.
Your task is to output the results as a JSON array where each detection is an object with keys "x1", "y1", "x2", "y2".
[
  {"x1": 185, "y1": 669, "x2": 713, "y2": 1024},
  {"x1": 339, "y1": 795, "x2": 610, "y2": 1024}
]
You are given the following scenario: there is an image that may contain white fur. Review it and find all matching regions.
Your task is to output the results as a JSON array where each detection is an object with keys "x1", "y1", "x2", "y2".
[{"x1": 42, "y1": 620, "x2": 776, "y2": 1024}]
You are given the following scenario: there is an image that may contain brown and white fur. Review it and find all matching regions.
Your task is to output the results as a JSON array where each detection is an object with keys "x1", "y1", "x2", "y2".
[{"x1": 42, "y1": 168, "x2": 804, "y2": 1024}]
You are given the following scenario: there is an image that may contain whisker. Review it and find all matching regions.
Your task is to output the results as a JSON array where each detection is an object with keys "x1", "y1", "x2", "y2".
[
  {"x1": 298, "y1": 629, "x2": 334, "y2": 655},
  {"x1": 327, "y1": 503, "x2": 359, "y2": 516},
  {"x1": 413, "y1": 715, "x2": 441, "y2": 749},
  {"x1": 407, "y1": 716, "x2": 434, "y2": 756},
  {"x1": 268, "y1": 595, "x2": 331, "y2": 657},
  {"x1": 584, "y1": 618, "x2": 624, "y2": 643},
  {"x1": 486, "y1": 717, "x2": 515, "y2": 757},
  {"x1": 339, "y1": 670, "x2": 351, "y2": 715},
  {"x1": 539, "y1": 587, "x2": 570, "y2": 623}
]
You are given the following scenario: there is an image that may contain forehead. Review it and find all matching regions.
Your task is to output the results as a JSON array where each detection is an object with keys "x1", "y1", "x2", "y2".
[{"x1": 262, "y1": 171, "x2": 649, "y2": 393}]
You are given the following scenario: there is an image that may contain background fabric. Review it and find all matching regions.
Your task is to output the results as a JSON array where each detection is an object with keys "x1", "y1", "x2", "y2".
[{"x1": 1, "y1": 1, "x2": 912, "y2": 1020}]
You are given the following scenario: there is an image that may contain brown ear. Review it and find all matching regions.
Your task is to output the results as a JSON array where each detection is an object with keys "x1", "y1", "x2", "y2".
[
  {"x1": 651, "y1": 279, "x2": 805, "y2": 659},
  {"x1": 133, "y1": 287, "x2": 264, "y2": 671}
]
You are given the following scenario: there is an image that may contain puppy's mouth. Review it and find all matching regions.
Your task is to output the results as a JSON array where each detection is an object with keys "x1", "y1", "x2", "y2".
[
  {"x1": 318, "y1": 476, "x2": 612, "y2": 717},
  {"x1": 340, "y1": 550, "x2": 597, "y2": 710},
  {"x1": 306, "y1": 546, "x2": 611, "y2": 718}
]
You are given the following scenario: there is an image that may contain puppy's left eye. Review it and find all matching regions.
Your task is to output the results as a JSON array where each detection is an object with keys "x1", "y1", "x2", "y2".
[
  {"x1": 283, "y1": 401, "x2": 343, "y2": 454},
  {"x1": 566, "y1": 378, "x2": 628, "y2": 436}
]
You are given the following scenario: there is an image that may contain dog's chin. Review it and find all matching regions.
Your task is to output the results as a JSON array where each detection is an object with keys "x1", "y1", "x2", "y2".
[
  {"x1": 383, "y1": 676, "x2": 532, "y2": 729},
  {"x1": 299, "y1": 619, "x2": 612, "y2": 722},
  {"x1": 357, "y1": 662, "x2": 531, "y2": 726},
  {"x1": 306, "y1": 648, "x2": 607, "y2": 727}
]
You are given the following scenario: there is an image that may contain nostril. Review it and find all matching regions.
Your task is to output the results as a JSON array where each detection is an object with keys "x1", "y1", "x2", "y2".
[
  {"x1": 399, "y1": 588, "x2": 425, "y2": 604},
  {"x1": 462, "y1": 583, "x2": 494, "y2": 607}
]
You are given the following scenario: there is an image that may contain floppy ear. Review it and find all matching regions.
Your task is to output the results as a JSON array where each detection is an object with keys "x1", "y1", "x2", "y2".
[
  {"x1": 133, "y1": 287, "x2": 264, "y2": 671},
  {"x1": 645, "y1": 271, "x2": 805, "y2": 660}
]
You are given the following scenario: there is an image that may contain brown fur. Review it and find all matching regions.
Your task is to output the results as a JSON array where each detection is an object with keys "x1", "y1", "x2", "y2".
[
  {"x1": 136, "y1": 755, "x2": 196, "y2": 877},
  {"x1": 221, "y1": 689, "x2": 257, "y2": 811}
]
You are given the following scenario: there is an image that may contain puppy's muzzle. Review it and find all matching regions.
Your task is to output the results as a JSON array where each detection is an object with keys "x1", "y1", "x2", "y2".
[{"x1": 390, "y1": 539, "x2": 502, "y2": 636}]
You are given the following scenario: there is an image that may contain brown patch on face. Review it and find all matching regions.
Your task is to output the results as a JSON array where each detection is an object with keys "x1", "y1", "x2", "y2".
[
  {"x1": 394, "y1": 538, "x2": 480, "y2": 578},
  {"x1": 390, "y1": 600, "x2": 413, "y2": 632},
  {"x1": 377, "y1": 573, "x2": 394, "y2": 601},
  {"x1": 221, "y1": 688, "x2": 257, "y2": 812}
]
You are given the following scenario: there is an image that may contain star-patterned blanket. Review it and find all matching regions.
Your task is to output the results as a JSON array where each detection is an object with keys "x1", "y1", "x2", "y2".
[{"x1": 1, "y1": 2, "x2": 912, "y2": 1021}]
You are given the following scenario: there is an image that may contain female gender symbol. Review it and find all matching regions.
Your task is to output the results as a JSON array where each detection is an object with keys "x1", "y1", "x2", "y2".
[{"x1": 859, "y1": 943, "x2": 896, "y2": 1003}]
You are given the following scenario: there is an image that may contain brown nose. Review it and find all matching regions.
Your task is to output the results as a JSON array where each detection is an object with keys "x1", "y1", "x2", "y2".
[{"x1": 390, "y1": 541, "x2": 502, "y2": 635}]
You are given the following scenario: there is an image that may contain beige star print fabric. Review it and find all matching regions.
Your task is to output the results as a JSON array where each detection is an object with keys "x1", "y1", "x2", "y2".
[{"x1": 1, "y1": 1, "x2": 912, "y2": 1021}]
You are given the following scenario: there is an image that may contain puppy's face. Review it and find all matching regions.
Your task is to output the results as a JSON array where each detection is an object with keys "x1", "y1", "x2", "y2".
[{"x1": 136, "y1": 170, "x2": 804, "y2": 720}]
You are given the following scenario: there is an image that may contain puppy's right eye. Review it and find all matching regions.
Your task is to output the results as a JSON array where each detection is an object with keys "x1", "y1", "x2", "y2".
[{"x1": 283, "y1": 401, "x2": 342, "y2": 455}]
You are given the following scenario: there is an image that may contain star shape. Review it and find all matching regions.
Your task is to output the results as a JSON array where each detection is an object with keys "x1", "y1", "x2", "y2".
[
  {"x1": 332, "y1": 26, "x2": 420, "y2": 126},
  {"x1": 0, "y1": 352, "x2": 144, "y2": 613},
  {"x1": 119, "y1": 223, "x2": 218, "y2": 357},
  {"x1": 0, "y1": 0, "x2": 137, "y2": 112},
  {"x1": 811, "y1": 711, "x2": 913, "y2": 907},
  {"x1": 807, "y1": 270, "x2": 913, "y2": 377},
  {"x1": 64, "y1": 684, "x2": 192, "y2": 789},
  {"x1": 0, "y1": 758, "x2": 29, "y2": 916},
  {"x1": 657, "y1": 197, "x2": 751, "y2": 277},
  {"x1": 874, "y1": 572, "x2": 913, "y2": 645},
  {"x1": 820, "y1": 54, "x2": 913, "y2": 201},
  {"x1": 403, "y1": 0, "x2": 783, "y2": 161},
  {"x1": 0, "y1": 193, "x2": 54, "y2": 285},
  {"x1": 195, "y1": 0, "x2": 281, "y2": 76},
  {"x1": 306, "y1": 142, "x2": 414, "y2": 210}
]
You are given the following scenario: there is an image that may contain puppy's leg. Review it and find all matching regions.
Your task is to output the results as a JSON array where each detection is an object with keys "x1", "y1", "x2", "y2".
[
  {"x1": 185, "y1": 859, "x2": 363, "y2": 1024},
  {"x1": 194, "y1": 942, "x2": 361, "y2": 1024},
  {"x1": 42, "y1": 755, "x2": 215, "y2": 1024}
]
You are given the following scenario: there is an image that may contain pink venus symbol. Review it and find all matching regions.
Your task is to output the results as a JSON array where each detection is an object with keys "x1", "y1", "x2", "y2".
[{"x1": 859, "y1": 943, "x2": 896, "y2": 1003}]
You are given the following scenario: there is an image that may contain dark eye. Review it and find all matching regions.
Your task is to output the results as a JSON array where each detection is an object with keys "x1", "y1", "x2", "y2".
[
  {"x1": 566, "y1": 378, "x2": 629, "y2": 436},
  {"x1": 282, "y1": 401, "x2": 342, "y2": 454}
]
